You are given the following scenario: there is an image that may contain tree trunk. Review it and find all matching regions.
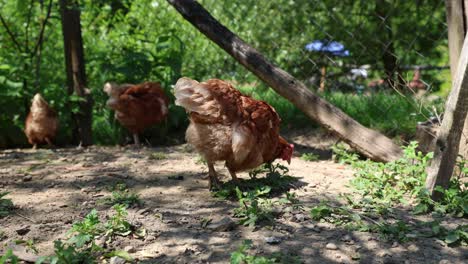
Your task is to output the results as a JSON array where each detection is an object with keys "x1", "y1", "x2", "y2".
[
  {"x1": 425, "y1": 35, "x2": 468, "y2": 200},
  {"x1": 59, "y1": 0, "x2": 93, "y2": 146},
  {"x1": 167, "y1": 0, "x2": 403, "y2": 162},
  {"x1": 375, "y1": 0, "x2": 400, "y2": 90}
]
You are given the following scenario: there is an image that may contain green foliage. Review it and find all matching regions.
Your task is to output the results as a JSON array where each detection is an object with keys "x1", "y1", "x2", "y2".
[
  {"x1": 414, "y1": 178, "x2": 468, "y2": 217},
  {"x1": 105, "y1": 183, "x2": 142, "y2": 207},
  {"x1": 318, "y1": 143, "x2": 468, "y2": 245},
  {"x1": 300, "y1": 153, "x2": 319, "y2": 162},
  {"x1": 0, "y1": 192, "x2": 14, "y2": 217},
  {"x1": 346, "y1": 142, "x2": 433, "y2": 212},
  {"x1": 230, "y1": 240, "x2": 301, "y2": 264},
  {"x1": 0, "y1": 0, "x2": 448, "y2": 147},
  {"x1": 214, "y1": 163, "x2": 296, "y2": 200},
  {"x1": 44, "y1": 240, "x2": 96, "y2": 264},
  {"x1": 234, "y1": 187, "x2": 276, "y2": 227},
  {"x1": 0, "y1": 249, "x2": 19, "y2": 264},
  {"x1": 104, "y1": 204, "x2": 133, "y2": 237}
]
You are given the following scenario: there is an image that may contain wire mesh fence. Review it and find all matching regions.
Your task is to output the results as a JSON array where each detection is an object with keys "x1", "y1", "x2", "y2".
[{"x1": 195, "y1": 0, "x2": 449, "y2": 137}]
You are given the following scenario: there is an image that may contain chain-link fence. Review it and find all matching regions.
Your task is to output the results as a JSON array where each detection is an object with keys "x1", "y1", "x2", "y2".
[{"x1": 194, "y1": 0, "x2": 449, "y2": 137}]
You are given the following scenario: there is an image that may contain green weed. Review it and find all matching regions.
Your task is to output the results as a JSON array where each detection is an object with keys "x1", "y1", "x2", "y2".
[
  {"x1": 230, "y1": 240, "x2": 301, "y2": 264},
  {"x1": 0, "y1": 192, "x2": 14, "y2": 217},
  {"x1": 104, "y1": 183, "x2": 142, "y2": 207},
  {"x1": 214, "y1": 163, "x2": 297, "y2": 200},
  {"x1": 300, "y1": 153, "x2": 319, "y2": 162},
  {"x1": 234, "y1": 187, "x2": 277, "y2": 227},
  {"x1": 319, "y1": 142, "x2": 468, "y2": 245}
]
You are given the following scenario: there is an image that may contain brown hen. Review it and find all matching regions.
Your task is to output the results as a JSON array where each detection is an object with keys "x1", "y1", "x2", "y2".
[
  {"x1": 175, "y1": 77, "x2": 293, "y2": 190},
  {"x1": 104, "y1": 82, "x2": 169, "y2": 145},
  {"x1": 24, "y1": 93, "x2": 59, "y2": 149}
]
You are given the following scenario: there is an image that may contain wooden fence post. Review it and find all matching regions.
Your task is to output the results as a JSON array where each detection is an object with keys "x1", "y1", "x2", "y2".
[{"x1": 425, "y1": 1, "x2": 468, "y2": 199}]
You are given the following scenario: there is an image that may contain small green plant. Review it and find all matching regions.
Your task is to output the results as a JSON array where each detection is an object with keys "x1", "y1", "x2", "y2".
[
  {"x1": 149, "y1": 152, "x2": 166, "y2": 160},
  {"x1": 15, "y1": 239, "x2": 39, "y2": 254},
  {"x1": 45, "y1": 240, "x2": 96, "y2": 264},
  {"x1": 300, "y1": 153, "x2": 319, "y2": 162},
  {"x1": 0, "y1": 192, "x2": 14, "y2": 217},
  {"x1": 372, "y1": 221, "x2": 411, "y2": 242},
  {"x1": 104, "y1": 204, "x2": 133, "y2": 237},
  {"x1": 0, "y1": 249, "x2": 19, "y2": 264},
  {"x1": 105, "y1": 183, "x2": 142, "y2": 207},
  {"x1": 234, "y1": 187, "x2": 276, "y2": 227},
  {"x1": 230, "y1": 240, "x2": 301, "y2": 264},
  {"x1": 332, "y1": 143, "x2": 360, "y2": 165},
  {"x1": 214, "y1": 163, "x2": 296, "y2": 200}
]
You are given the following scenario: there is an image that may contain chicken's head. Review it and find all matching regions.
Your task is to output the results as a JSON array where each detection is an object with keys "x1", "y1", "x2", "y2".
[
  {"x1": 31, "y1": 93, "x2": 49, "y2": 109},
  {"x1": 278, "y1": 136, "x2": 294, "y2": 164}
]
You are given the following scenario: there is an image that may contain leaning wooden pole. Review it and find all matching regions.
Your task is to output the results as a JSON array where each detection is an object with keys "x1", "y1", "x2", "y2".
[
  {"x1": 425, "y1": 34, "x2": 468, "y2": 200},
  {"x1": 167, "y1": 0, "x2": 402, "y2": 162}
]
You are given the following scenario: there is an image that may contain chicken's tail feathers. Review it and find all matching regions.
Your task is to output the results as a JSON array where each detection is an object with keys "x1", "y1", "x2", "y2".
[{"x1": 174, "y1": 77, "x2": 220, "y2": 117}]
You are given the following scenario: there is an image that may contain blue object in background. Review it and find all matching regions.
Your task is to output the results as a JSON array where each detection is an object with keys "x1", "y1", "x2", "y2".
[{"x1": 305, "y1": 40, "x2": 350, "y2": 57}]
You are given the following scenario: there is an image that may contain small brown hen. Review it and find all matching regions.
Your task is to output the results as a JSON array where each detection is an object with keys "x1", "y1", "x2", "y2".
[
  {"x1": 104, "y1": 81, "x2": 169, "y2": 145},
  {"x1": 24, "y1": 93, "x2": 59, "y2": 149},
  {"x1": 175, "y1": 77, "x2": 294, "y2": 190}
]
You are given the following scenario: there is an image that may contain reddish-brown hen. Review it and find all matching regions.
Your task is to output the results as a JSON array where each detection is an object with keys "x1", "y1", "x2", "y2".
[
  {"x1": 175, "y1": 77, "x2": 294, "y2": 190},
  {"x1": 24, "y1": 93, "x2": 59, "y2": 149},
  {"x1": 104, "y1": 82, "x2": 169, "y2": 145}
]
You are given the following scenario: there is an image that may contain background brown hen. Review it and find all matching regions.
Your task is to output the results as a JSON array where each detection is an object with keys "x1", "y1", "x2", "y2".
[
  {"x1": 24, "y1": 93, "x2": 59, "y2": 149},
  {"x1": 104, "y1": 82, "x2": 169, "y2": 145}
]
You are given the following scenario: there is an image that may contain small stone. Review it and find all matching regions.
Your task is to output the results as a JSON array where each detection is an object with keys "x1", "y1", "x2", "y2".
[
  {"x1": 265, "y1": 236, "x2": 282, "y2": 244},
  {"x1": 391, "y1": 241, "x2": 399, "y2": 248},
  {"x1": 438, "y1": 260, "x2": 450, "y2": 264},
  {"x1": 377, "y1": 250, "x2": 391, "y2": 258},
  {"x1": 294, "y1": 213, "x2": 306, "y2": 222},
  {"x1": 325, "y1": 243, "x2": 338, "y2": 250},
  {"x1": 109, "y1": 256, "x2": 126, "y2": 264},
  {"x1": 95, "y1": 236, "x2": 107, "y2": 248},
  {"x1": 145, "y1": 235, "x2": 156, "y2": 242},
  {"x1": 22, "y1": 175, "x2": 32, "y2": 182},
  {"x1": 341, "y1": 235, "x2": 352, "y2": 242},
  {"x1": 124, "y1": 245, "x2": 135, "y2": 253},
  {"x1": 207, "y1": 217, "x2": 236, "y2": 232},
  {"x1": 16, "y1": 226, "x2": 31, "y2": 235}
]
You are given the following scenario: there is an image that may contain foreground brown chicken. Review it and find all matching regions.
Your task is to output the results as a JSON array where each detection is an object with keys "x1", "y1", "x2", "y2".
[
  {"x1": 175, "y1": 77, "x2": 294, "y2": 190},
  {"x1": 24, "y1": 93, "x2": 58, "y2": 149},
  {"x1": 104, "y1": 82, "x2": 169, "y2": 145}
]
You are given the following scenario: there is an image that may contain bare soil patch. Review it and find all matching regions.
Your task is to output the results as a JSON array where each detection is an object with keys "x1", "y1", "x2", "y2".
[{"x1": 0, "y1": 134, "x2": 467, "y2": 263}]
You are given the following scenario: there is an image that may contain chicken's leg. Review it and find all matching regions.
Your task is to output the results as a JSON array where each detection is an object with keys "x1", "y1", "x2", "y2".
[
  {"x1": 133, "y1": 133, "x2": 140, "y2": 146},
  {"x1": 207, "y1": 162, "x2": 221, "y2": 190},
  {"x1": 227, "y1": 167, "x2": 239, "y2": 184},
  {"x1": 45, "y1": 137, "x2": 54, "y2": 148}
]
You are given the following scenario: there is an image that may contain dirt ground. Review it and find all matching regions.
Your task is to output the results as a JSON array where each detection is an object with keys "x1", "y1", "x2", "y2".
[{"x1": 0, "y1": 131, "x2": 467, "y2": 263}]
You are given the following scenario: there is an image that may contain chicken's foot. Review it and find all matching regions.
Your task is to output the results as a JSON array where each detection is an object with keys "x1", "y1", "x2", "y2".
[
  {"x1": 208, "y1": 162, "x2": 221, "y2": 191},
  {"x1": 227, "y1": 167, "x2": 239, "y2": 184}
]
